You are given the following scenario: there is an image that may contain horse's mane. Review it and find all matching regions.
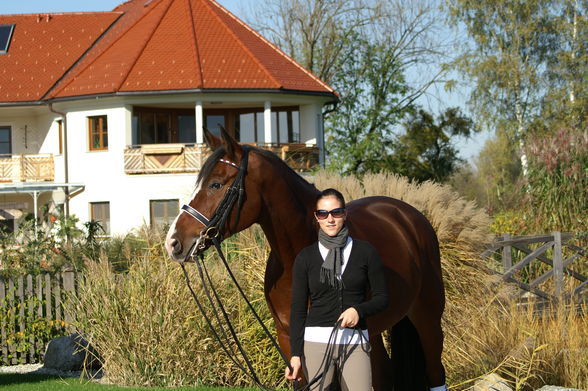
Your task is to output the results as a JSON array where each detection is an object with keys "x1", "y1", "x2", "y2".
[{"x1": 197, "y1": 145, "x2": 316, "y2": 192}]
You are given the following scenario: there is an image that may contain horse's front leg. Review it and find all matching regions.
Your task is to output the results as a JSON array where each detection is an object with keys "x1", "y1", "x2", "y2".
[{"x1": 263, "y1": 254, "x2": 293, "y2": 360}]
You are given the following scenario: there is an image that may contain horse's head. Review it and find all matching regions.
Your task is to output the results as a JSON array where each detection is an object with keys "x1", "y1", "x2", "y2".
[{"x1": 165, "y1": 127, "x2": 263, "y2": 262}]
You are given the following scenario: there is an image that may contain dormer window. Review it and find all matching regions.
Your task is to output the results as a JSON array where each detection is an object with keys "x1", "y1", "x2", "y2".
[{"x1": 0, "y1": 25, "x2": 15, "y2": 54}]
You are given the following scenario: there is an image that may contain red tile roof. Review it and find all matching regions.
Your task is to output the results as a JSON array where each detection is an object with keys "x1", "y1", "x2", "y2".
[
  {"x1": 0, "y1": 13, "x2": 121, "y2": 102},
  {"x1": 0, "y1": 0, "x2": 335, "y2": 104}
]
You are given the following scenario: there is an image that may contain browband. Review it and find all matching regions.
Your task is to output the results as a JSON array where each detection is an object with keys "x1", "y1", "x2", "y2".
[{"x1": 181, "y1": 157, "x2": 240, "y2": 227}]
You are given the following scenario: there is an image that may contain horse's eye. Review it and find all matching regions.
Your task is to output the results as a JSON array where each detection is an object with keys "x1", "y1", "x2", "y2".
[{"x1": 209, "y1": 182, "x2": 223, "y2": 190}]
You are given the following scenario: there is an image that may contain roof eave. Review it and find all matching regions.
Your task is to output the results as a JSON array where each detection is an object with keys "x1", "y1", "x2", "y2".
[{"x1": 48, "y1": 88, "x2": 339, "y2": 103}]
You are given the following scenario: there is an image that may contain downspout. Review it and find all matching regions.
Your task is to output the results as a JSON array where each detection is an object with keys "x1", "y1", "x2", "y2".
[
  {"x1": 48, "y1": 103, "x2": 70, "y2": 217},
  {"x1": 321, "y1": 100, "x2": 338, "y2": 168}
]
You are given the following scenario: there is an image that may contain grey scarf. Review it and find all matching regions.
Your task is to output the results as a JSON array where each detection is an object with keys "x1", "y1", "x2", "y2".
[{"x1": 318, "y1": 225, "x2": 349, "y2": 289}]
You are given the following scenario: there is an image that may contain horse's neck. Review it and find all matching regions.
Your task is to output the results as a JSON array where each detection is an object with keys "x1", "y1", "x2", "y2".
[{"x1": 257, "y1": 162, "x2": 318, "y2": 270}]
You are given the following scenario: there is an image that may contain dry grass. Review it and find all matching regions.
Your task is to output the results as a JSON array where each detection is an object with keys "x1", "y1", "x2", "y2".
[
  {"x1": 67, "y1": 230, "x2": 286, "y2": 388},
  {"x1": 312, "y1": 170, "x2": 493, "y2": 249},
  {"x1": 66, "y1": 172, "x2": 587, "y2": 389},
  {"x1": 440, "y1": 244, "x2": 588, "y2": 390}
]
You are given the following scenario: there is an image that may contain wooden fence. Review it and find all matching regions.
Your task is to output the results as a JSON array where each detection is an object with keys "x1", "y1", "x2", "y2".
[
  {"x1": 482, "y1": 232, "x2": 588, "y2": 302},
  {"x1": 0, "y1": 269, "x2": 78, "y2": 365}
]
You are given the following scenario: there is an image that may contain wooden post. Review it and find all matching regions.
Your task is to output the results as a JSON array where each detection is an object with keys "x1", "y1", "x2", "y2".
[
  {"x1": 54, "y1": 274, "x2": 62, "y2": 323},
  {"x1": 26, "y1": 275, "x2": 35, "y2": 362},
  {"x1": 502, "y1": 233, "x2": 512, "y2": 272},
  {"x1": 36, "y1": 274, "x2": 43, "y2": 360},
  {"x1": 553, "y1": 231, "x2": 564, "y2": 302},
  {"x1": 8, "y1": 278, "x2": 15, "y2": 364},
  {"x1": 17, "y1": 276, "x2": 24, "y2": 364},
  {"x1": 0, "y1": 279, "x2": 7, "y2": 365},
  {"x1": 62, "y1": 269, "x2": 75, "y2": 326},
  {"x1": 44, "y1": 274, "x2": 52, "y2": 322}
]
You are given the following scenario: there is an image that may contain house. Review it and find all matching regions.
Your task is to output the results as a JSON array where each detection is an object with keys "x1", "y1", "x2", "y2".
[{"x1": 0, "y1": 0, "x2": 337, "y2": 236}]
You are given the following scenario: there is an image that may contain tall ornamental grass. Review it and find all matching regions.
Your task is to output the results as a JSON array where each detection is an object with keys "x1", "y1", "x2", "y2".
[
  {"x1": 68, "y1": 172, "x2": 587, "y2": 389},
  {"x1": 69, "y1": 228, "x2": 286, "y2": 388}
]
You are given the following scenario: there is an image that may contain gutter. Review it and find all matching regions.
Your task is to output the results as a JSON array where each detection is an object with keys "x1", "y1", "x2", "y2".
[
  {"x1": 48, "y1": 103, "x2": 70, "y2": 218},
  {"x1": 44, "y1": 88, "x2": 338, "y2": 103}
]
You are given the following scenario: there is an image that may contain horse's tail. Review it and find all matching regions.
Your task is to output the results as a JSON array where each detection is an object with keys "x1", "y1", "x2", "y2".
[{"x1": 389, "y1": 316, "x2": 428, "y2": 391}]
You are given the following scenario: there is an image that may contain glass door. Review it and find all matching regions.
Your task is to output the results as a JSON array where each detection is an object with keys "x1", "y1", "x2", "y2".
[{"x1": 0, "y1": 127, "x2": 11, "y2": 156}]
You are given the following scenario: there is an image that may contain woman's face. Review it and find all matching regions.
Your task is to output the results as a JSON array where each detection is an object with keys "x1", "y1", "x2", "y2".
[{"x1": 315, "y1": 195, "x2": 346, "y2": 237}]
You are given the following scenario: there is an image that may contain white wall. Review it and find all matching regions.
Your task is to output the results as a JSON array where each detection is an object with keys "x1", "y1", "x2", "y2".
[
  {"x1": 64, "y1": 106, "x2": 199, "y2": 235},
  {"x1": 299, "y1": 103, "x2": 322, "y2": 145},
  {"x1": 1, "y1": 92, "x2": 331, "y2": 236}
]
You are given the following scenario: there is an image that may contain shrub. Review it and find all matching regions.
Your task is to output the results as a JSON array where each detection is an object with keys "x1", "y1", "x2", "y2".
[
  {"x1": 0, "y1": 294, "x2": 67, "y2": 364},
  {"x1": 68, "y1": 228, "x2": 286, "y2": 388},
  {"x1": 524, "y1": 126, "x2": 588, "y2": 234}
]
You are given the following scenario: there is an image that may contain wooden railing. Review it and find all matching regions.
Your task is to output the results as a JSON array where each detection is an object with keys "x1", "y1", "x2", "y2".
[
  {"x1": 482, "y1": 232, "x2": 587, "y2": 302},
  {"x1": 0, "y1": 269, "x2": 78, "y2": 365},
  {"x1": 124, "y1": 143, "x2": 319, "y2": 174},
  {"x1": 0, "y1": 154, "x2": 54, "y2": 182}
]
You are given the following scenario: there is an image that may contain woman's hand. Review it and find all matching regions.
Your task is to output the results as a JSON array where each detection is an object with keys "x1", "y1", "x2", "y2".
[
  {"x1": 338, "y1": 307, "x2": 360, "y2": 328},
  {"x1": 285, "y1": 356, "x2": 302, "y2": 381}
]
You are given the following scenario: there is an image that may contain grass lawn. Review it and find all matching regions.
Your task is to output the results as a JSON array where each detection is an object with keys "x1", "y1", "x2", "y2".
[{"x1": 0, "y1": 373, "x2": 265, "y2": 391}]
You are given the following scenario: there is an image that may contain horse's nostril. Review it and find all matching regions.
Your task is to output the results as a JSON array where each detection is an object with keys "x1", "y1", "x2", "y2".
[{"x1": 171, "y1": 239, "x2": 182, "y2": 255}]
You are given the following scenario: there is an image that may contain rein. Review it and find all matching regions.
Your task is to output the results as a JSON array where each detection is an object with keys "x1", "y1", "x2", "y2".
[{"x1": 178, "y1": 147, "x2": 370, "y2": 391}]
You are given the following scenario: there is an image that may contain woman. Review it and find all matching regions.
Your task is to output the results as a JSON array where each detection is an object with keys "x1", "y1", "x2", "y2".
[{"x1": 285, "y1": 188, "x2": 389, "y2": 390}]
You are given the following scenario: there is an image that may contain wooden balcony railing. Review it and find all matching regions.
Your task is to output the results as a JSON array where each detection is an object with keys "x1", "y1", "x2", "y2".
[
  {"x1": 0, "y1": 154, "x2": 54, "y2": 182},
  {"x1": 124, "y1": 143, "x2": 319, "y2": 175}
]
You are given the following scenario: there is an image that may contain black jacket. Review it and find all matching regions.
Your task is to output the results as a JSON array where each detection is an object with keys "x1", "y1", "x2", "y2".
[{"x1": 289, "y1": 238, "x2": 388, "y2": 357}]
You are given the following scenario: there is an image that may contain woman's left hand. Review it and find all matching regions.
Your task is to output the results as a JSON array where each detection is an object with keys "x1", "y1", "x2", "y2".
[{"x1": 338, "y1": 307, "x2": 359, "y2": 328}]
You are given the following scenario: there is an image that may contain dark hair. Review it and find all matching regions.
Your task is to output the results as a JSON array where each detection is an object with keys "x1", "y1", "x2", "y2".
[{"x1": 316, "y1": 188, "x2": 345, "y2": 208}]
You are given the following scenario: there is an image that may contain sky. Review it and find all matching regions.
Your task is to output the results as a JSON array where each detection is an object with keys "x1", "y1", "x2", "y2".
[{"x1": 1, "y1": 0, "x2": 490, "y2": 163}]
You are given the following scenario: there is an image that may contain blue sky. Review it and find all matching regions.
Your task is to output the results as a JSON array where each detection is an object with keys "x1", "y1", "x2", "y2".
[
  {"x1": 1, "y1": 0, "x2": 489, "y2": 162},
  {"x1": 0, "y1": 0, "x2": 247, "y2": 15}
]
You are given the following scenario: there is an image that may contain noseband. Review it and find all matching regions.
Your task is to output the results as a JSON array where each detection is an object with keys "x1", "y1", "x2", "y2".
[{"x1": 181, "y1": 147, "x2": 250, "y2": 255}]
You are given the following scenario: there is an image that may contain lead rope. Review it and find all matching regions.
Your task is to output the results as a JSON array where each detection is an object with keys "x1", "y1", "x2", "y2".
[{"x1": 181, "y1": 241, "x2": 371, "y2": 391}]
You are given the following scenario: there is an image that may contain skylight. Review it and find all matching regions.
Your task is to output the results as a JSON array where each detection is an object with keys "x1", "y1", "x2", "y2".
[{"x1": 0, "y1": 25, "x2": 15, "y2": 54}]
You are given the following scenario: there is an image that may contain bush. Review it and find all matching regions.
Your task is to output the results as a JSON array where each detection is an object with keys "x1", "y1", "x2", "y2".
[
  {"x1": 0, "y1": 294, "x2": 67, "y2": 364},
  {"x1": 68, "y1": 228, "x2": 286, "y2": 388},
  {"x1": 524, "y1": 126, "x2": 588, "y2": 234}
]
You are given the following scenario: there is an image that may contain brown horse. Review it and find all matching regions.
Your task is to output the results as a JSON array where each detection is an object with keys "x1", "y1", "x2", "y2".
[{"x1": 165, "y1": 128, "x2": 446, "y2": 391}]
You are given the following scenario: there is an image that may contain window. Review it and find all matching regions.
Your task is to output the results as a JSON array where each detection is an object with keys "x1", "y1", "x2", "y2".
[
  {"x1": 235, "y1": 107, "x2": 299, "y2": 144},
  {"x1": 0, "y1": 127, "x2": 11, "y2": 156},
  {"x1": 0, "y1": 218, "x2": 14, "y2": 234},
  {"x1": 0, "y1": 25, "x2": 15, "y2": 54},
  {"x1": 132, "y1": 108, "x2": 196, "y2": 145},
  {"x1": 88, "y1": 116, "x2": 108, "y2": 151},
  {"x1": 90, "y1": 202, "x2": 110, "y2": 235},
  {"x1": 150, "y1": 199, "x2": 179, "y2": 229},
  {"x1": 57, "y1": 120, "x2": 63, "y2": 155}
]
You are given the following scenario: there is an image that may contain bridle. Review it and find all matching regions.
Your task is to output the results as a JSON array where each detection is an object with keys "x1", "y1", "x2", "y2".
[
  {"x1": 180, "y1": 147, "x2": 250, "y2": 256},
  {"x1": 178, "y1": 146, "x2": 294, "y2": 390},
  {"x1": 177, "y1": 146, "x2": 369, "y2": 391}
]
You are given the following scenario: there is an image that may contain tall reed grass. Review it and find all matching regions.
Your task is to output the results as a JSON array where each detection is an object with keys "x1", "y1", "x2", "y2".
[{"x1": 67, "y1": 172, "x2": 587, "y2": 389}]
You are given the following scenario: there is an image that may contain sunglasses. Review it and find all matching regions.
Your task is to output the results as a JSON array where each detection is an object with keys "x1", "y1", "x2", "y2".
[{"x1": 314, "y1": 208, "x2": 346, "y2": 220}]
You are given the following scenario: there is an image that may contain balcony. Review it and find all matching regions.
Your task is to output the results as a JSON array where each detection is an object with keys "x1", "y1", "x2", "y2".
[
  {"x1": 123, "y1": 143, "x2": 319, "y2": 175},
  {"x1": 0, "y1": 154, "x2": 54, "y2": 182}
]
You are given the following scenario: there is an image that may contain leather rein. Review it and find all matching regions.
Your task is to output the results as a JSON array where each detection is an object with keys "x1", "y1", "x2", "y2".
[
  {"x1": 178, "y1": 146, "x2": 294, "y2": 390},
  {"x1": 177, "y1": 147, "x2": 369, "y2": 391}
]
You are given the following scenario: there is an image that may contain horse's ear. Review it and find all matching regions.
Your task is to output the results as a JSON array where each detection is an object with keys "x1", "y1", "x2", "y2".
[
  {"x1": 220, "y1": 125, "x2": 241, "y2": 160},
  {"x1": 203, "y1": 127, "x2": 222, "y2": 150}
]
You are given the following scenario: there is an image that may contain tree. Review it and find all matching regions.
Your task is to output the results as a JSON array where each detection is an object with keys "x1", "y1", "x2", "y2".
[
  {"x1": 446, "y1": 0, "x2": 559, "y2": 176},
  {"x1": 251, "y1": 0, "x2": 452, "y2": 175},
  {"x1": 475, "y1": 131, "x2": 523, "y2": 212},
  {"x1": 386, "y1": 107, "x2": 476, "y2": 182},
  {"x1": 541, "y1": 0, "x2": 588, "y2": 127},
  {"x1": 250, "y1": 0, "x2": 379, "y2": 85}
]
